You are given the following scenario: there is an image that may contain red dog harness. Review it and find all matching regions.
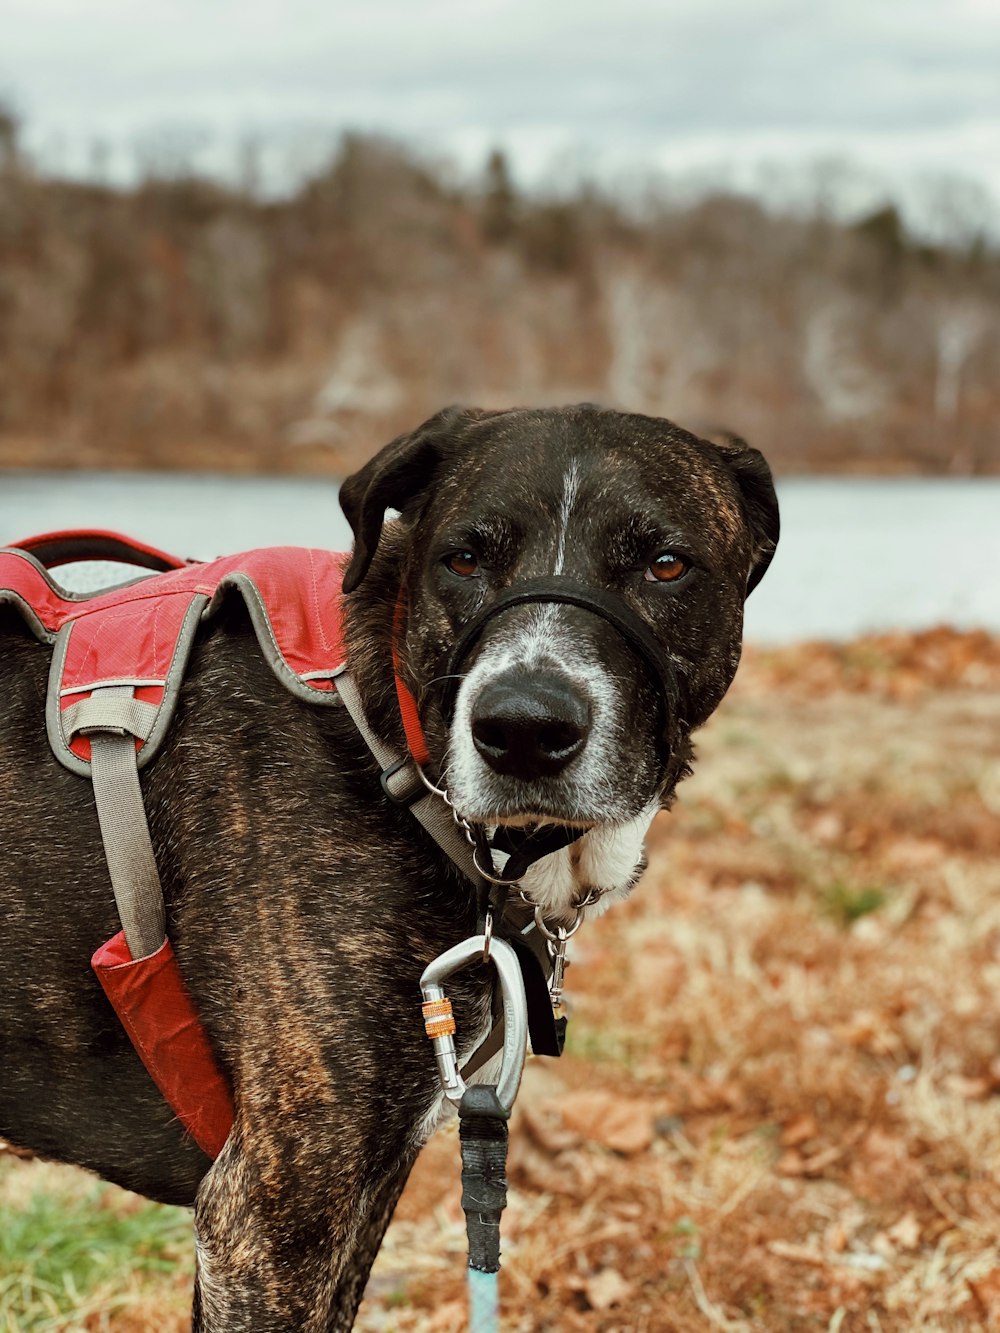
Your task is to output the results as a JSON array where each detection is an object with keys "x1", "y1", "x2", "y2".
[
  {"x1": 1, "y1": 529, "x2": 572, "y2": 1162},
  {"x1": 0, "y1": 530, "x2": 353, "y2": 1158}
]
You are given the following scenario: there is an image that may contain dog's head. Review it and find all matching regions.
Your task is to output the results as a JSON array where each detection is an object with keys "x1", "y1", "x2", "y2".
[{"x1": 340, "y1": 405, "x2": 778, "y2": 915}]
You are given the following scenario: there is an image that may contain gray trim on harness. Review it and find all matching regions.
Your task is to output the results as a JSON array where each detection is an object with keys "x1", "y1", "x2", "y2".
[
  {"x1": 0, "y1": 546, "x2": 154, "y2": 604},
  {"x1": 42, "y1": 573, "x2": 344, "y2": 782},
  {"x1": 0, "y1": 589, "x2": 54, "y2": 644},
  {"x1": 203, "y1": 572, "x2": 346, "y2": 708},
  {"x1": 74, "y1": 686, "x2": 166, "y2": 961}
]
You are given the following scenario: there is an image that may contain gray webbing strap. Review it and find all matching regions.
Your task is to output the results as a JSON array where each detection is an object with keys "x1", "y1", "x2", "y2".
[
  {"x1": 334, "y1": 670, "x2": 484, "y2": 887},
  {"x1": 61, "y1": 694, "x2": 158, "y2": 743},
  {"x1": 64, "y1": 686, "x2": 166, "y2": 960}
]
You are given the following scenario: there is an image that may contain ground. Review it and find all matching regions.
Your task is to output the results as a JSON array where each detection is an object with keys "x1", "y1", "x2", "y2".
[{"x1": 3, "y1": 627, "x2": 1000, "y2": 1332}]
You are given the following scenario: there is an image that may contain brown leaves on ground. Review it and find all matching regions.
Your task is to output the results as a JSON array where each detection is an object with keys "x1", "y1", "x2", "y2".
[
  {"x1": 360, "y1": 630, "x2": 1000, "y2": 1332},
  {"x1": 738, "y1": 626, "x2": 1000, "y2": 701},
  {"x1": 6, "y1": 629, "x2": 999, "y2": 1331}
]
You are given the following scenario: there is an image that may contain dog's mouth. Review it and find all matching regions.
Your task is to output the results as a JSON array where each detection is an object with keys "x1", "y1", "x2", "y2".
[
  {"x1": 450, "y1": 785, "x2": 617, "y2": 833},
  {"x1": 474, "y1": 811, "x2": 599, "y2": 833}
]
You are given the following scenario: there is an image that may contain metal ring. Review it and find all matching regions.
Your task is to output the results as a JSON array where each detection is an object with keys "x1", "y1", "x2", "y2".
[
  {"x1": 413, "y1": 762, "x2": 450, "y2": 801},
  {"x1": 572, "y1": 887, "x2": 605, "y2": 910},
  {"x1": 420, "y1": 935, "x2": 529, "y2": 1112},
  {"x1": 472, "y1": 844, "x2": 522, "y2": 887},
  {"x1": 533, "y1": 904, "x2": 584, "y2": 941}
]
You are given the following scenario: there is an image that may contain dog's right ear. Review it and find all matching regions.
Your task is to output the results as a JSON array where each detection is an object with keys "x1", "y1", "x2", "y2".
[{"x1": 339, "y1": 406, "x2": 484, "y2": 593}]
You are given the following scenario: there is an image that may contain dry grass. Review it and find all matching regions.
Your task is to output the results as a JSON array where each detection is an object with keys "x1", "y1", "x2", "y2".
[{"x1": 4, "y1": 627, "x2": 1000, "y2": 1330}]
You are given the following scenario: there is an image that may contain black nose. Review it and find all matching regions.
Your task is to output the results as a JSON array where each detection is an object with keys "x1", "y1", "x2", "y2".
[{"x1": 470, "y1": 671, "x2": 590, "y2": 780}]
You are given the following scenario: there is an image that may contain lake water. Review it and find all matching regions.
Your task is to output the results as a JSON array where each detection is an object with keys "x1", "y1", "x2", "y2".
[{"x1": 0, "y1": 472, "x2": 997, "y2": 645}]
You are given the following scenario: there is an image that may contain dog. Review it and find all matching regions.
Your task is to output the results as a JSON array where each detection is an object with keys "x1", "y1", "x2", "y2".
[{"x1": 0, "y1": 404, "x2": 778, "y2": 1330}]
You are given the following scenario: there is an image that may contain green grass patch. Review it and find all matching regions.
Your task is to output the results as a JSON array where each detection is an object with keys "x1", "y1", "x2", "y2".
[
  {"x1": 562, "y1": 1020, "x2": 653, "y2": 1072},
  {"x1": 0, "y1": 1179, "x2": 192, "y2": 1330},
  {"x1": 671, "y1": 1215, "x2": 702, "y2": 1261},
  {"x1": 822, "y1": 880, "x2": 887, "y2": 927}
]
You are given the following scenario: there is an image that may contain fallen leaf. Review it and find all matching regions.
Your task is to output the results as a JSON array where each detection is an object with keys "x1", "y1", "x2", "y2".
[
  {"x1": 520, "y1": 1099, "x2": 581, "y2": 1155},
  {"x1": 766, "y1": 1240, "x2": 828, "y2": 1268},
  {"x1": 581, "y1": 1268, "x2": 632, "y2": 1311},
  {"x1": 887, "y1": 1211, "x2": 921, "y2": 1250},
  {"x1": 427, "y1": 1299, "x2": 468, "y2": 1331},
  {"x1": 967, "y1": 1269, "x2": 1000, "y2": 1320},
  {"x1": 777, "y1": 1149, "x2": 806, "y2": 1177},
  {"x1": 945, "y1": 1074, "x2": 992, "y2": 1101},
  {"x1": 558, "y1": 1091, "x2": 654, "y2": 1156},
  {"x1": 781, "y1": 1113, "x2": 819, "y2": 1147},
  {"x1": 825, "y1": 1222, "x2": 849, "y2": 1254}
]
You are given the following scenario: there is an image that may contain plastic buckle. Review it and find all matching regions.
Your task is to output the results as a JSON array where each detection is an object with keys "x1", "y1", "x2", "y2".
[{"x1": 379, "y1": 758, "x2": 424, "y2": 807}]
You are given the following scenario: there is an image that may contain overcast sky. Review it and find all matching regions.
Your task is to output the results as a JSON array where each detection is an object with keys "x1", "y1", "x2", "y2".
[{"x1": 4, "y1": 0, "x2": 999, "y2": 227}]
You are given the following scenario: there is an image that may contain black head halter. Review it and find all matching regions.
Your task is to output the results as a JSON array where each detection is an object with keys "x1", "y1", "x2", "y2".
[{"x1": 440, "y1": 575, "x2": 679, "y2": 734}]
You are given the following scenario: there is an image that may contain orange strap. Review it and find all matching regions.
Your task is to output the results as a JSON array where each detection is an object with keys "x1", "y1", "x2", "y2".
[{"x1": 391, "y1": 592, "x2": 432, "y2": 767}]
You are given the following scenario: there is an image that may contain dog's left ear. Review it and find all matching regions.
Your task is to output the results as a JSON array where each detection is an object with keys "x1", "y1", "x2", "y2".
[
  {"x1": 709, "y1": 435, "x2": 780, "y2": 596},
  {"x1": 340, "y1": 405, "x2": 489, "y2": 593}
]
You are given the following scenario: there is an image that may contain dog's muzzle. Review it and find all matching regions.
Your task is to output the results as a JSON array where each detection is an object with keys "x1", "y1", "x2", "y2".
[{"x1": 440, "y1": 576, "x2": 680, "y2": 757}]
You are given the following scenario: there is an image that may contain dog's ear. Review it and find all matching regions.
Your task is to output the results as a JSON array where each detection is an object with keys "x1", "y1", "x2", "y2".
[
  {"x1": 339, "y1": 406, "x2": 486, "y2": 593},
  {"x1": 708, "y1": 433, "x2": 780, "y2": 596}
]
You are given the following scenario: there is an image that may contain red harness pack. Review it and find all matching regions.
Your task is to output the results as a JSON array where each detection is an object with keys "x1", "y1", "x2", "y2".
[{"x1": 0, "y1": 530, "x2": 350, "y2": 1158}]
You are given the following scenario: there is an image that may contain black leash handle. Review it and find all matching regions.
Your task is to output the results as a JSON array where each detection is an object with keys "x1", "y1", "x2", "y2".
[{"x1": 458, "y1": 1085, "x2": 511, "y2": 1274}]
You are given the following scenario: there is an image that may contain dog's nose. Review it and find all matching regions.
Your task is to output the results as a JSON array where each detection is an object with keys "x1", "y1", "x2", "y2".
[{"x1": 471, "y1": 672, "x2": 590, "y2": 779}]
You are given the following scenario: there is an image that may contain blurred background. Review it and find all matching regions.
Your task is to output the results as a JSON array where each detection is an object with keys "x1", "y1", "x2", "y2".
[
  {"x1": 1, "y1": 0, "x2": 999, "y2": 638},
  {"x1": 2, "y1": 4, "x2": 1000, "y2": 1331}
]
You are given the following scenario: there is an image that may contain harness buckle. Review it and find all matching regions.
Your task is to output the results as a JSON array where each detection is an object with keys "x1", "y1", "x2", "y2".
[
  {"x1": 379, "y1": 757, "x2": 425, "y2": 807},
  {"x1": 419, "y1": 935, "x2": 528, "y2": 1113}
]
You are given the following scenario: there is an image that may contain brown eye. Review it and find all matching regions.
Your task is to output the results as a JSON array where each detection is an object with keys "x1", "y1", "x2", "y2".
[
  {"x1": 645, "y1": 552, "x2": 689, "y2": 583},
  {"x1": 445, "y1": 550, "x2": 480, "y2": 578}
]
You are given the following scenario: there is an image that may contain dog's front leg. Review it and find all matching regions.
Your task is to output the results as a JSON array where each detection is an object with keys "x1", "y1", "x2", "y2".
[{"x1": 192, "y1": 1123, "x2": 418, "y2": 1332}]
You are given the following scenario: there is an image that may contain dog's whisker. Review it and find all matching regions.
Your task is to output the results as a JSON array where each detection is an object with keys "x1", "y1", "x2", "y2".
[{"x1": 417, "y1": 672, "x2": 468, "y2": 704}]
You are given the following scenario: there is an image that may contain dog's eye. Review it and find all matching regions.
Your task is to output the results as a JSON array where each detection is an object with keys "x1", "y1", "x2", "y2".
[
  {"x1": 645, "y1": 552, "x2": 689, "y2": 583},
  {"x1": 444, "y1": 550, "x2": 480, "y2": 578}
]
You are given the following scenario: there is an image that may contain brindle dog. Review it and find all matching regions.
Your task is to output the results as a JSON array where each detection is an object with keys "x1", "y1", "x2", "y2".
[{"x1": 0, "y1": 405, "x2": 778, "y2": 1330}]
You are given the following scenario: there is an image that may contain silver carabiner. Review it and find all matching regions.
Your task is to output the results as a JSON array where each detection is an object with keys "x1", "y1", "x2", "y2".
[{"x1": 419, "y1": 934, "x2": 528, "y2": 1112}]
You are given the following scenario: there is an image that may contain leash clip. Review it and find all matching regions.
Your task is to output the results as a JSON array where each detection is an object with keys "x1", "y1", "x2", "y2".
[
  {"x1": 533, "y1": 905, "x2": 583, "y2": 1009},
  {"x1": 420, "y1": 935, "x2": 528, "y2": 1112}
]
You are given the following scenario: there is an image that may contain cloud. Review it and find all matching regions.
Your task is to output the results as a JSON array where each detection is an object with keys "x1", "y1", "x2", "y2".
[{"x1": 3, "y1": 0, "x2": 999, "y2": 217}]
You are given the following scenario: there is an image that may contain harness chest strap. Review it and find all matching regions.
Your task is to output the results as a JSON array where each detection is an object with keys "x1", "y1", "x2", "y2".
[
  {"x1": 333, "y1": 668, "x2": 483, "y2": 886},
  {"x1": 66, "y1": 686, "x2": 164, "y2": 959}
]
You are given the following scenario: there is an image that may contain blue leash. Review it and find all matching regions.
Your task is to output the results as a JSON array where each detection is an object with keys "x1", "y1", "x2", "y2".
[{"x1": 468, "y1": 1269, "x2": 500, "y2": 1333}]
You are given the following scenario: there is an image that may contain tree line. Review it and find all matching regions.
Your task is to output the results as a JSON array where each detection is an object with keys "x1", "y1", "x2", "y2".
[{"x1": 0, "y1": 116, "x2": 997, "y2": 475}]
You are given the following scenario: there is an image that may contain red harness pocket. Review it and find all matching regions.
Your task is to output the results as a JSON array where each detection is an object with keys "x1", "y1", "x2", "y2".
[{"x1": 92, "y1": 932, "x2": 234, "y2": 1159}]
